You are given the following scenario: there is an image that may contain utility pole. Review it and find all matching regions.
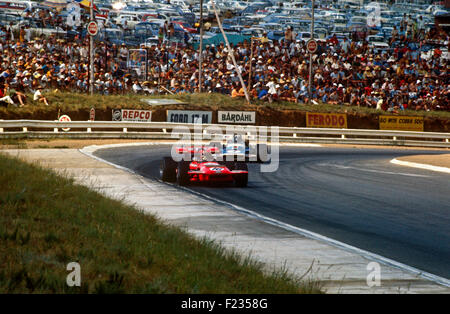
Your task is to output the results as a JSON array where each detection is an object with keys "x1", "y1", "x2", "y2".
[
  {"x1": 210, "y1": 0, "x2": 251, "y2": 104},
  {"x1": 145, "y1": 47, "x2": 148, "y2": 82},
  {"x1": 248, "y1": 37, "x2": 254, "y2": 90},
  {"x1": 308, "y1": 0, "x2": 315, "y2": 104},
  {"x1": 198, "y1": 0, "x2": 204, "y2": 93}
]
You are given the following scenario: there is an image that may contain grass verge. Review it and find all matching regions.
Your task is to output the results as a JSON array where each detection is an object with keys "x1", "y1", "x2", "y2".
[{"x1": 0, "y1": 153, "x2": 322, "y2": 293}]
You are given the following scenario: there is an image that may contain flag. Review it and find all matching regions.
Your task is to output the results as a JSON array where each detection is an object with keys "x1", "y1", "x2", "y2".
[
  {"x1": 42, "y1": 0, "x2": 68, "y2": 8},
  {"x1": 75, "y1": 0, "x2": 98, "y2": 11}
]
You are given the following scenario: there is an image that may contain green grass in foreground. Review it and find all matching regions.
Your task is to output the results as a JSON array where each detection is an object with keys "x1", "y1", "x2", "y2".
[{"x1": 0, "y1": 153, "x2": 322, "y2": 293}]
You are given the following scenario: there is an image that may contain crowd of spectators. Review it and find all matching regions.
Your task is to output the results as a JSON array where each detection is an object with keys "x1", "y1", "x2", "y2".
[{"x1": 0, "y1": 11, "x2": 449, "y2": 112}]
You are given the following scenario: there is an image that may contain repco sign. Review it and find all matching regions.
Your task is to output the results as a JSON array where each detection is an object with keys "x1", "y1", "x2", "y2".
[{"x1": 112, "y1": 109, "x2": 152, "y2": 122}]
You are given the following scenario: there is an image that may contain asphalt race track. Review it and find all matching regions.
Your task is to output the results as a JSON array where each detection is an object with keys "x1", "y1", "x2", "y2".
[{"x1": 94, "y1": 145, "x2": 450, "y2": 280}]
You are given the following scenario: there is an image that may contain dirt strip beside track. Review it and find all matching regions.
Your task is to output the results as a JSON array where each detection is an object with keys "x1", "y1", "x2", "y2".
[{"x1": 396, "y1": 154, "x2": 450, "y2": 168}]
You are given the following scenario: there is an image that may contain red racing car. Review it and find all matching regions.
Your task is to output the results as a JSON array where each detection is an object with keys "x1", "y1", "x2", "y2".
[{"x1": 160, "y1": 157, "x2": 248, "y2": 187}]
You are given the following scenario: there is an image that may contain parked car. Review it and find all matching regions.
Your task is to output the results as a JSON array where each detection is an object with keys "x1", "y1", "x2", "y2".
[
  {"x1": 115, "y1": 14, "x2": 142, "y2": 29},
  {"x1": 330, "y1": 24, "x2": 348, "y2": 37},
  {"x1": 241, "y1": 27, "x2": 265, "y2": 38},
  {"x1": 99, "y1": 28, "x2": 124, "y2": 46},
  {"x1": 135, "y1": 22, "x2": 160, "y2": 42},
  {"x1": 267, "y1": 30, "x2": 284, "y2": 41},
  {"x1": 367, "y1": 35, "x2": 389, "y2": 49},
  {"x1": 0, "y1": 13, "x2": 23, "y2": 25},
  {"x1": 12, "y1": 19, "x2": 65, "y2": 37},
  {"x1": 141, "y1": 36, "x2": 160, "y2": 48}
]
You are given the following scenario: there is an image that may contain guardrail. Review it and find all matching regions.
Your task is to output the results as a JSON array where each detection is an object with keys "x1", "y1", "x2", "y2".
[{"x1": 0, "y1": 120, "x2": 449, "y2": 148}]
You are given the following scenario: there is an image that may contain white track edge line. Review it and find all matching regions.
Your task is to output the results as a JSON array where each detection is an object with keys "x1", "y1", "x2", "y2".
[{"x1": 391, "y1": 158, "x2": 450, "y2": 174}]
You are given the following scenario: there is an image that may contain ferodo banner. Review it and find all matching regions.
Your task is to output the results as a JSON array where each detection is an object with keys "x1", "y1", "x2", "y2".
[
  {"x1": 112, "y1": 109, "x2": 152, "y2": 122},
  {"x1": 306, "y1": 112, "x2": 347, "y2": 129},
  {"x1": 379, "y1": 116, "x2": 424, "y2": 131},
  {"x1": 167, "y1": 110, "x2": 212, "y2": 124},
  {"x1": 218, "y1": 111, "x2": 256, "y2": 124}
]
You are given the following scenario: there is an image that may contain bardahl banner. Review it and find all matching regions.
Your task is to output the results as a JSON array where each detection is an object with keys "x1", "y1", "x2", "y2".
[
  {"x1": 167, "y1": 110, "x2": 212, "y2": 124},
  {"x1": 112, "y1": 109, "x2": 152, "y2": 122},
  {"x1": 379, "y1": 115, "x2": 424, "y2": 131},
  {"x1": 218, "y1": 111, "x2": 256, "y2": 124},
  {"x1": 306, "y1": 112, "x2": 348, "y2": 129}
]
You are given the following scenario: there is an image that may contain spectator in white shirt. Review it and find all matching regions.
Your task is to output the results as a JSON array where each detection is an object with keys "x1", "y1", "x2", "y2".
[{"x1": 33, "y1": 86, "x2": 49, "y2": 106}]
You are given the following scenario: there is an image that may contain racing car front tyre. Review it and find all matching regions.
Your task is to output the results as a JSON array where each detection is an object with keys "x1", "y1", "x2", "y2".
[
  {"x1": 234, "y1": 162, "x2": 248, "y2": 187},
  {"x1": 176, "y1": 161, "x2": 190, "y2": 186},
  {"x1": 210, "y1": 141, "x2": 223, "y2": 150},
  {"x1": 160, "y1": 157, "x2": 177, "y2": 182}
]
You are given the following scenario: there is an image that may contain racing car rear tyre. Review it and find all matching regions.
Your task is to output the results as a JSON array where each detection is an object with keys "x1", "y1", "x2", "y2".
[
  {"x1": 256, "y1": 144, "x2": 268, "y2": 163},
  {"x1": 176, "y1": 161, "x2": 190, "y2": 186},
  {"x1": 234, "y1": 162, "x2": 248, "y2": 187},
  {"x1": 224, "y1": 161, "x2": 236, "y2": 170},
  {"x1": 160, "y1": 157, "x2": 177, "y2": 182}
]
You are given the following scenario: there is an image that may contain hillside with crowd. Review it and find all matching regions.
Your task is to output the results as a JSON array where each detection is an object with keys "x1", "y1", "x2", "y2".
[{"x1": 0, "y1": 9, "x2": 449, "y2": 113}]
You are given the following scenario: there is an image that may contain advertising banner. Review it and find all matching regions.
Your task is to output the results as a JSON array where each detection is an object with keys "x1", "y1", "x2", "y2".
[
  {"x1": 306, "y1": 112, "x2": 347, "y2": 129},
  {"x1": 379, "y1": 116, "x2": 424, "y2": 131},
  {"x1": 167, "y1": 110, "x2": 212, "y2": 124},
  {"x1": 112, "y1": 109, "x2": 152, "y2": 122},
  {"x1": 218, "y1": 111, "x2": 256, "y2": 124}
]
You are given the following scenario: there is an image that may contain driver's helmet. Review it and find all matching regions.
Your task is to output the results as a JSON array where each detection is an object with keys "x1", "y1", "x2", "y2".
[{"x1": 234, "y1": 134, "x2": 243, "y2": 142}]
